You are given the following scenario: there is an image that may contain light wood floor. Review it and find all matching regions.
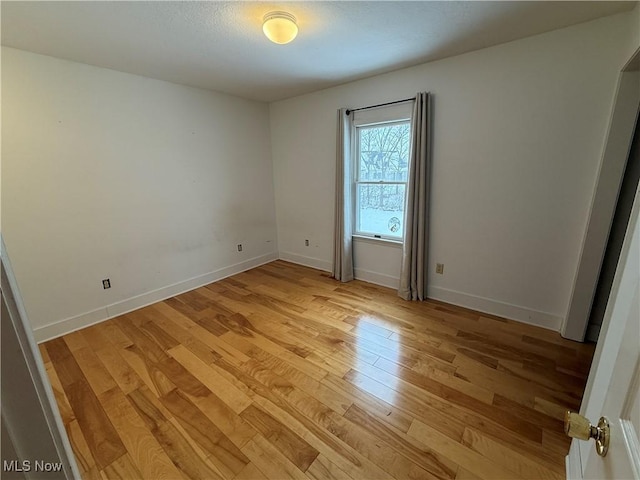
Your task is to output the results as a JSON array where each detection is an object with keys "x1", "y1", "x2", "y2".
[{"x1": 41, "y1": 260, "x2": 595, "y2": 480}]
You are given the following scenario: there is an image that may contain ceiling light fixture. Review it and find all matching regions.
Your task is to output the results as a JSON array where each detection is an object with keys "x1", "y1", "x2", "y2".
[{"x1": 262, "y1": 11, "x2": 298, "y2": 45}]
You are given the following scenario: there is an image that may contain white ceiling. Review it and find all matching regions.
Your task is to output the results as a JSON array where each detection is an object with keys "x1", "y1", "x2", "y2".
[{"x1": 1, "y1": 1, "x2": 636, "y2": 102}]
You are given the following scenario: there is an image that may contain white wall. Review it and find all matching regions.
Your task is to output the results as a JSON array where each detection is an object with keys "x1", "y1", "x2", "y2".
[
  {"x1": 270, "y1": 11, "x2": 638, "y2": 330},
  {"x1": 3, "y1": 9, "x2": 638, "y2": 341},
  {"x1": 2, "y1": 48, "x2": 278, "y2": 341}
]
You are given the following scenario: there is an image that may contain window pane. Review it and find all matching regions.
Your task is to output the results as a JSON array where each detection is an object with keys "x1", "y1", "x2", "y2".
[
  {"x1": 358, "y1": 123, "x2": 410, "y2": 182},
  {"x1": 357, "y1": 184, "x2": 405, "y2": 238}
]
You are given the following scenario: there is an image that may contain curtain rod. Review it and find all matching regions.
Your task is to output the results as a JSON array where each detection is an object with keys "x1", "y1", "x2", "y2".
[{"x1": 346, "y1": 97, "x2": 415, "y2": 116}]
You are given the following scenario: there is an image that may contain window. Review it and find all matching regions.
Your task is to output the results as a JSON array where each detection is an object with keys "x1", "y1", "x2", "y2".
[{"x1": 353, "y1": 105, "x2": 412, "y2": 240}]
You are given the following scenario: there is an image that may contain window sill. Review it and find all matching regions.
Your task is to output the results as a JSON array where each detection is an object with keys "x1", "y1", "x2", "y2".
[{"x1": 352, "y1": 234, "x2": 403, "y2": 248}]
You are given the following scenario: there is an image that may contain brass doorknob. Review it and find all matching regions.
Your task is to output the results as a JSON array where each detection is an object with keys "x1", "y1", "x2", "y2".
[{"x1": 564, "y1": 411, "x2": 610, "y2": 457}]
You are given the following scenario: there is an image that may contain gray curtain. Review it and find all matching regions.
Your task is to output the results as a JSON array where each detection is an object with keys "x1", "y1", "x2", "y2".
[
  {"x1": 399, "y1": 92, "x2": 431, "y2": 300},
  {"x1": 332, "y1": 108, "x2": 354, "y2": 282}
]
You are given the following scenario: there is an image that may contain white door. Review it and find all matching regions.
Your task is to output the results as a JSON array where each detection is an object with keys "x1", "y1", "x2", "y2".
[{"x1": 567, "y1": 185, "x2": 640, "y2": 479}]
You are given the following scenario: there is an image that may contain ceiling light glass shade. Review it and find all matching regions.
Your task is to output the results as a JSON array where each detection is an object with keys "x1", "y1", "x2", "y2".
[{"x1": 262, "y1": 12, "x2": 298, "y2": 44}]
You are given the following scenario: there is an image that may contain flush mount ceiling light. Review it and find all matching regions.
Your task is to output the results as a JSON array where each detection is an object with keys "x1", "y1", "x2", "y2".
[{"x1": 262, "y1": 11, "x2": 298, "y2": 45}]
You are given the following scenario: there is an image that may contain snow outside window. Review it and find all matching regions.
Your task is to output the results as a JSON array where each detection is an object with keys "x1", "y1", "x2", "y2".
[{"x1": 353, "y1": 108, "x2": 411, "y2": 241}]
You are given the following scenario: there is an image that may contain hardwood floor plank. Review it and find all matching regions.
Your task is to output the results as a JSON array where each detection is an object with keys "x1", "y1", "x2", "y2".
[
  {"x1": 306, "y1": 454, "x2": 355, "y2": 480},
  {"x1": 197, "y1": 324, "x2": 252, "y2": 365},
  {"x1": 153, "y1": 417, "x2": 225, "y2": 480},
  {"x1": 137, "y1": 313, "x2": 182, "y2": 351},
  {"x1": 534, "y1": 396, "x2": 571, "y2": 421},
  {"x1": 127, "y1": 385, "x2": 175, "y2": 428},
  {"x1": 92, "y1": 345, "x2": 145, "y2": 395},
  {"x1": 492, "y1": 394, "x2": 564, "y2": 432},
  {"x1": 213, "y1": 358, "x2": 389, "y2": 479},
  {"x1": 455, "y1": 467, "x2": 483, "y2": 480},
  {"x1": 124, "y1": 386, "x2": 223, "y2": 479},
  {"x1": 100, "y1": 386, "x2": 183, "y2": 479},
  {"x1": 452, "y1": 354, "x2": 542, "y2": 408},
  {"x1": 342, "y1": 365, "x2": 466, "y2": 439},
  {"x1": 407, "y1": 420, "x2": 518, "y2": 480},
  {"x1": 260, "y1": 383, "x2": 442, "y2": 480},
  {"x1": 456, "y1": 331, "x2": 556, "y2": 369},
  {"x1": 241, "y1": 435, "x2": 309, "y2": 480},
  {"x1": 93, "y1": 322, "x2": 133, "y2": 349},
  {"x1": 43, "y1": 260, "x2": 594, "y2": 480},
  {"x1": 101, "y1": 453, "x2": 144, "y2": 480},
  {"x1": 45, "y1": 361, "x2": 76, "y2": 425},
  {"x1": 67, "y1": 420, "x2": 96, "y2": 475},
  {"x1": 541, "y1": 430, "x2": 572, "y2": 464},
  {"x1": 305, "y1": 351, "x2": 352, "y2": 377},
  {"x1": 203, "y1": 291, "x2": 316, "y2": 358},
  {"x1": 321, "y1": 372, "x2": 414, "y2": 433},
  {"x1": 252, "y1": 352, "x2": 352, "y2": 414},
  {"x1": 454, "y1": 347, "x2": 499, "y2": 369},
  {"x1": 374, "y1": 357, "x2": 494, "y2": 405},
  {"x1": 233, "y1": 462, "x2": 269, "y2": 480},
  {"x1": 461, "y1": 428, "x2": 563, "y2": 480},
  {"x1": 240, "y1": 403, "x2": 320, "y2": 472},
  {"x1": 154, "y1": 354, "x2": 211, "y2": 399},
  {"x1": 80, "y1": 467, "x2": 100, "y2": 480},
  {"x1": 250, "y1": 283, "x2": 314, "y2": 310},
  {"x1": 63, "y1": 330, "x2": 91, "y2": 352},
  {"x1": 113, "y1": 315, "x2": 171, "y2": 364},
  {"x1": 345, "y1": 365, "x2": 543, "y2": 444},
  {"x1": 146, "y1": 303, "x2": 222, "y2": 364},
  {"x1": 187, "y1": 392, "x2": 258, "y2": 450},
  {"x1": 120, "y1": 344, "x2": 178, "y2": 397},
  {"x1": 73, "y1": 347, "x2": 119, "y2": 396},
  {"x1": 45, "y1": 338, "x2": 84, "y2": 384},
  {"x1": 343, "y1": 403, "x2": 458, "y2": 479},
  {"x1": 352, "y1": 323, "x2": 456, "y2": 366},
  {"x1": 168, "y1": 344, "x2": 252, "y2": 413},
  {"x1": 47, "y1": 338, "x2": 126, "y2": 469},
  {"x1": 169, "y1": 418, "x2": 230, "y2": 478},
  {"x1": 161, "y1": 388, "x2": 250, "y2": 478},
  {"x1": 63, "y1": 382, "x2": 124, "y2": 470},
  {"x1": 251, "y1": 396, "x2": 389, "y2": 480},
  {"x1": 427, "y1": 365, "x2": 495, "y2": 405}
]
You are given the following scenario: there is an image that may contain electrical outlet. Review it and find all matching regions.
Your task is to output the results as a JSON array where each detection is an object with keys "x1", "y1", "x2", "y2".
[
  {"x1": 102, "y1": 279, "x2": 111, "y2": 289},
  {"x1": 436, "y1": 263, "x2": 444, "y2": 274},
  {"x1": 237, "y1": 244, "x2": 243, "y2": 252},
  {"x1": 305, "y1": 239, "x2": 309, "y2": 246}
]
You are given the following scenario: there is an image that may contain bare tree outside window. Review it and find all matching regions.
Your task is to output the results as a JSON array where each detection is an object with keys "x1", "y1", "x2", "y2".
[{"x1": 356, "y1": 122, "x2": 410, "y2": 238}]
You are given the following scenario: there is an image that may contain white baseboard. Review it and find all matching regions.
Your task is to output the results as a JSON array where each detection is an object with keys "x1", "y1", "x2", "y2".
[
  {"x1": 33, "y1": 252, "x2": 278, "y2": 343},
  {"x1": 278, "y1": 251, "x2": 400, "y2": 290},
  {"x1": 32, "y1": 249, "x2": 563, "y2": 341},
  {"x1": 354, "y1": 267, "x2": 399, "y2": 290},
  {"x1": 566, "y1": 441, "x2": 583, "y2": 480},
  {"x1": 277, "y1": 252, "x2": 560, "y2": 330},
  {"x1": 278, "y1": 252, "x2": 400, "y2": 290},
  {"x1": 427, "y1": 285, "x2": 563, "y2": 331},
  {"x1": 278, "y1": 251, "x2": 332, "y2": 272},
  {"x1": 34, "y1": 307, "x2": 110, "y2": 344}
]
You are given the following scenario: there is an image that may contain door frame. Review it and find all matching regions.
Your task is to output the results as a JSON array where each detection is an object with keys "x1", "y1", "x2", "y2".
[
  {"x1": 1, "y1": 236, "x2": 80, "y2": 479},
  {"x1": 565, "y1": 47, "x2": 640, "y2": 479},
  {"x1": 562, "y1": 48, "x2": 640, "y2": 342},
  {"x1": 566, "y1": 165, "x2": 640, "y2": 479}
]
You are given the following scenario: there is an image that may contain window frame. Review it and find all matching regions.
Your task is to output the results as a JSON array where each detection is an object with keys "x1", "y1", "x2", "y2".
[{"x1": 352, "y1": 113, "x2": 412, "y2": 242}]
